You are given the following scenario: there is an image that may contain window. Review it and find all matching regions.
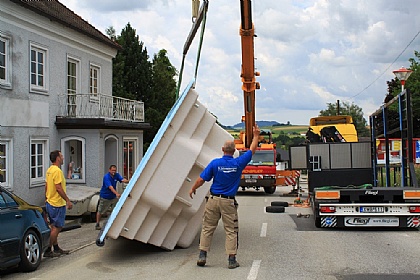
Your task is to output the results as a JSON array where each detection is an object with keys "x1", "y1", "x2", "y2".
[
  {"x1": 1, "y1": 190, "x2": 17, "y2": 207},
  {"x1": 0, "y1": 140, "x2": 12, "y2": 187},
  {"x1": 30, "y1": 139, "x2": 48, "y2": 184},
  {"x1": 67, "y1": 57, "x2": 80, "y2": 117},
  {"x1": 123, "y1": 139, "x2": 137, "y2": 180},
  {"x1": 239, "y1": 150, "x2": 275, "y2": 166},
  {"x1": 0, "y1": 33, "x2": 11, "y2": 88},
  {"x1": 30, "y1": 43, "x2": 48, "y2": 92},
  {"x1": 89, "y1": 64, "x2": 100, "y2": 99},
  {"x1": 61, "y1": 137, "x2": 85, "y2": 183}
]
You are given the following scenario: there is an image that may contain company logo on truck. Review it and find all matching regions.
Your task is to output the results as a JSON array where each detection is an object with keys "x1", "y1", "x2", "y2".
[
  {"x1": 345, "y1": 217, "x2": 399, "y2": 226},
  {"x1": 365, "y1": 190, "x2": 378, "y2": 195},
  {"x1": 243, "y1": 169, "x2": 264, "y2": 173},
  {"x1": 346, "y1": 217, "x2": 370, "y2": 225}
]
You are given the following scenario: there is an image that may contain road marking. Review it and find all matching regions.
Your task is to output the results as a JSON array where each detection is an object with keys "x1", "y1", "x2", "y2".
[
  {"x1": 247, "y1": 260, "x2": 262, "y2": 280},
  {"x1": 260, "y1": 223, "x2": 267, "y2": 237}
]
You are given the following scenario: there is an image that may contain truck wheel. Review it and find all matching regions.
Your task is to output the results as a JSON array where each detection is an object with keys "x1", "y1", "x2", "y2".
[
  {"x1": 271, "y1": 201, "x2": 289, "y2": 207},
  {"x1": 264, "y1": 187, "x2": 276, "y2": 194},
  {"x1": 315, "y1": 217, "x2": 321, "y2": 228},
  {"x1": 266, "y1": 206, "x2": 285, "y2": 213}
]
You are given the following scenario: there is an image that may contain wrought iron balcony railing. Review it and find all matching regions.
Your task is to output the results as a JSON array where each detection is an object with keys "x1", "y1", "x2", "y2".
[{"x1": 58, "y1": 93, "x2": 144, "y2": 122}]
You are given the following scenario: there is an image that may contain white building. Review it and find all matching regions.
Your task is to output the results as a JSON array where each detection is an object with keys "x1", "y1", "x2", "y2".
[{"x1": 0, "y1": 0, "x2": 150, "y2": 205}]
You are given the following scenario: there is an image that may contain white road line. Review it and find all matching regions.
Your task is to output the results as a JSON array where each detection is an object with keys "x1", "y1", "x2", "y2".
[
  {"x1": 247, "y1": 260, "x2": 262, "y2": 280},
  {"x1": 260, "y1": 222, "x2": 267, "y2": 237}
]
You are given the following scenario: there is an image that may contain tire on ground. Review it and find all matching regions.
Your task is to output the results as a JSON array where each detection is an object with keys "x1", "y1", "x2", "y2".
[
  {"x1": 18, "y1": 229, "x2": 41, "y2": 272},
  {"x1": 271, "y1": 201, "x2": 289, "y2": 207},
  {"x1": 264, "y1": 186, "x2": 276, "y2": 194},
  {"x1": 265, "y1": 205, "x2": 285, "y2": 213},
  {"x1": 315, "y1": 217, "x2": 322, "y2": 228}
]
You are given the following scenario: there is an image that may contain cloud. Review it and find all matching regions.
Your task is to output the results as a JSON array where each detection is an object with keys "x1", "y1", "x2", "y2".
[{"x1": 60, "y1": 0, "x2": 420, "y2": 126}]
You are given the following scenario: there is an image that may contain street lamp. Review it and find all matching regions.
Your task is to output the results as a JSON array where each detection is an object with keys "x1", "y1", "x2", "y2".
[{"x1": 393, "y1": 66, "x2": 413, "y2": 92}]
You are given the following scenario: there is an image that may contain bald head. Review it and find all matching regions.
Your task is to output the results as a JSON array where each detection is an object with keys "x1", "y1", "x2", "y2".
[{"x1": 222, "y1": 140, "x2": 236, "y2": 155}]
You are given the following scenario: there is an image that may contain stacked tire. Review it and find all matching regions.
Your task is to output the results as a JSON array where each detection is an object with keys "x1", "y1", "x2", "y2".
[{"x1": 265, "y1": 201, "x2": 289, "y2": 213}]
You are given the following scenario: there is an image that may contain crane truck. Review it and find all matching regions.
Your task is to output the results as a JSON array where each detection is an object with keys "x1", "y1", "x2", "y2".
[
  {"x1": 290, "y1": 89, "x2": 420, "y2": 228},
  {"x1": 234, "y1": 0, "x2": 277, "y2": 195}
]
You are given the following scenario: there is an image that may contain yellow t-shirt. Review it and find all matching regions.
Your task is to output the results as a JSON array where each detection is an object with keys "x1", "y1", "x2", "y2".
[{"x1": 45, "y1": 165, "x2": 66, "y2": 207}]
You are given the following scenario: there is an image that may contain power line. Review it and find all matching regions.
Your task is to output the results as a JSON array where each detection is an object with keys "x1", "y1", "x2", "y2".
[{"x1": 350, "y1": 29, "x2": 420, "y2": 100}]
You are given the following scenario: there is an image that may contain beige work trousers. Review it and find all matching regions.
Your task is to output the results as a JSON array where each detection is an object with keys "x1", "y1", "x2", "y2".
[{"x1": 198, "y1": 195, "x2": 239, "y2": 255}]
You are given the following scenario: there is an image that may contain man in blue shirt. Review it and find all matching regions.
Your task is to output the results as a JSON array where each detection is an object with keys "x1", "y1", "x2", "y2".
[
  {"x1": 189, "y1": 124, "x2": 260, "y2": 269},
  {"x1": 95, "y1": 165, "x2": 129, "y2": 230}
]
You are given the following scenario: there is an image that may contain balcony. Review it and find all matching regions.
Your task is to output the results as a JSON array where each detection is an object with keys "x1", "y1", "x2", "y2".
[{"x1": 58, "y1": 93, "x2": 144, "y2": 122}]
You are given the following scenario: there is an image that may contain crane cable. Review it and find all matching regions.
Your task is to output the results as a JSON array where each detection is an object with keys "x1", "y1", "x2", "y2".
[
  {"x1": 176, "y1": 0, "x2": 208, "y2": 99},
  {"x1": 193, "y1": 3, "x2": 207, "y2": 83}
]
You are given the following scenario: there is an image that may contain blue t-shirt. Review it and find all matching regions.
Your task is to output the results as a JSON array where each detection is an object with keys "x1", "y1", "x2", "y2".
[
  {"x1": 200, "y1": 150, "x2": 252, "y2": 197},
  {"x1": 100, "y1": 172, "x2": 124, "y2": 199}
]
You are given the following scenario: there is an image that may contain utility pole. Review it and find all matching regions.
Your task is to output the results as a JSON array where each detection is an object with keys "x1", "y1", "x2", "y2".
[{"x1": 336, "y1": 100, "x2": 340, "y2": 116}]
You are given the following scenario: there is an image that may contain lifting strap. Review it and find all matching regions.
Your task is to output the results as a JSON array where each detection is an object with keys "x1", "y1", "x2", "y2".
[{"x1": 176, "y1": 0, "x2": 209, "y2": 99}]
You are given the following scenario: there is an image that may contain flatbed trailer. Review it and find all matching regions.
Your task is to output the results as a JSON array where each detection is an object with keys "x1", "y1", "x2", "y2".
[{"x1": 290, "y1": 88, "x2": 419, "y2": 228}]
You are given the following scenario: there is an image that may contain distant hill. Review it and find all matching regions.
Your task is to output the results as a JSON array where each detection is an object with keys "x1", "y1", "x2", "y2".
[{"x1": 227, "y1": 120, "x2": 283, "y2": 129}]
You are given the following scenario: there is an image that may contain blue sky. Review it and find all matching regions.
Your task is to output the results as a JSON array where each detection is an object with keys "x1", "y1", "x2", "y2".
[{"x1": 61, "y1": 0, "x2": 420, "y2": 126}]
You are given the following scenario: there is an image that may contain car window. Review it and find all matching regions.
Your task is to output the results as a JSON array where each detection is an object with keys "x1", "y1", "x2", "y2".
[
  {"x1": 0, "y1": 193, "x2": 5, "y2": 208},
  {"x1": 0, "y1": 191, "x2": 18, "y2": 207}
]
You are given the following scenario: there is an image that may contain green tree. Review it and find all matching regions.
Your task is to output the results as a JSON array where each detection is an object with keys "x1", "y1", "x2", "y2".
[
  {"x1": 108, "y1": 24, "x2": 178, "y2": 152},
  {"x1": 408, "y1": 51, "x2": 420, "y2": 136},
  {"x1": 385, "y1": 50, "x2": 420, "y2": 137},
  {"x1": 105, "y1": 26, "x2": 116, "y2": 41},
  {"x1": 144, "y1": 50, "x2": 177, "y2": 150},
  {"x1": 112, "y1": 23, "x2": 152, "y2": 102},
  {"x1": 273, "y1": 131, "x2": 305, "y2": 150},
  {"x1": 319, "y1": 101, "x2": 370, "y2": 137}
]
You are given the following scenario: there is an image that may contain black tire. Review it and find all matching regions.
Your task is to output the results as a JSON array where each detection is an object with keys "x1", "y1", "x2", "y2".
[
  {"x1": 265, "y1": 206, "x2": 285, "y2": 213},
  {"x1": 96, "y1": 238, "x2": 105, "y2": 247},
  {"x1": 264, "y1": 187, "x2": 276, "y2": 194},
  {"x1": 90, "y1": 211, "x2": 97, "y2": 223},
  {"x1": 271, "y1": 201, "x2": 289, "y2": 207},
  {"x1": 18, "y1": 229, "x2": 41, "y2": 272},
  {"x1": 315, "y1": 217, "x2": 321, "y2": 228}
]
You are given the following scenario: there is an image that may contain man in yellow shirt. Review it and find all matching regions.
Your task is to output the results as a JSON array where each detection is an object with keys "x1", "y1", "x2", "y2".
[{"x1": 44, "y1": 150, "x2": 73, "y2": 257}]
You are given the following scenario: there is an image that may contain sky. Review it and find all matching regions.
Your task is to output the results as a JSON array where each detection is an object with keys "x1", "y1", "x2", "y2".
[{"x1": 60, "y1": 0, "x2": 420, "y2": 126}]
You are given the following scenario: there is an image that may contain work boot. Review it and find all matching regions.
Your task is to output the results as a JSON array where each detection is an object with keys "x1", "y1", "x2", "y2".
[
  {"x1": 228, "y1": 256, "x2": 239, "y2": 269},
  {"x1": 197, "y1": 250, "x2": 207, "y2": 266}
]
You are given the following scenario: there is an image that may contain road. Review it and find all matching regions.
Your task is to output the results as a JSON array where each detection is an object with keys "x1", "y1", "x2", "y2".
[{"x1": 2, "y1": 186, "x2": 420, "y2": 280}]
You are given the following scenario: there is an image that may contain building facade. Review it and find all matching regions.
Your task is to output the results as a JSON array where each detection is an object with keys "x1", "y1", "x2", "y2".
[{"x1": 0, "y1": 0, "x2": 150, "y2": 205}]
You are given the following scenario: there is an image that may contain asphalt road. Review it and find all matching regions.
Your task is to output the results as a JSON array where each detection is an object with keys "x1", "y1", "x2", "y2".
[{"x1": 3, "y1": 185, "x2": 420, "y2": 280}]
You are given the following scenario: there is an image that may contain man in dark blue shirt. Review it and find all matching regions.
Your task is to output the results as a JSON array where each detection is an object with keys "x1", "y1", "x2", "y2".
[
  {"x1": 189, "y1": 124, "x2": 260, "y2": 269},
  {"x1": 95, "y1": 165, "x2": 128, "y2": 230}
]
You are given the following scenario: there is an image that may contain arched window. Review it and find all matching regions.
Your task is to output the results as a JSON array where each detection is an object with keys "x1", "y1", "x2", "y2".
[{"x1": 61, "y1": 136, "x2": 85, "y2": 183}]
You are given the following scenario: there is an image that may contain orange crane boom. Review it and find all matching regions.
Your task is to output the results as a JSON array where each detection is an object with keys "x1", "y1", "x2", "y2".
[{"x1": 239, "y1": 0, "x2": 260, "y2": 148}]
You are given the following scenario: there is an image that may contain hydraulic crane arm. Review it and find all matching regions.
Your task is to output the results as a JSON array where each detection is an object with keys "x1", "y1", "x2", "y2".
[{"x1": 240, "y1": 0, "x2": 260, "y2": 148}]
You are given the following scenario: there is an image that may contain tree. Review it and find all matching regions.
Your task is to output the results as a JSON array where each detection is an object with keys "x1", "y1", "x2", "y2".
[
  {"x1": 144, "y1": 50, "x2": 177, "y2": 150},
  {"x1": 273, "y1": 131, "x2": 305, "y2": 150},
  {"x1": 112, "y1": 23, "x2": 152, "y2": 102},
  {"x1": 108, "y1": 24, "x2": 178, "y2": 152},
  {"x1": 385, "y1": 50, "x2": 420, "y2": 137},
  {"x1": 319, "y1": 101, "x2": 370, "y2": 137},
  {"x1": 105, "y1": 26, "x2": 116, "y2": 41}
]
